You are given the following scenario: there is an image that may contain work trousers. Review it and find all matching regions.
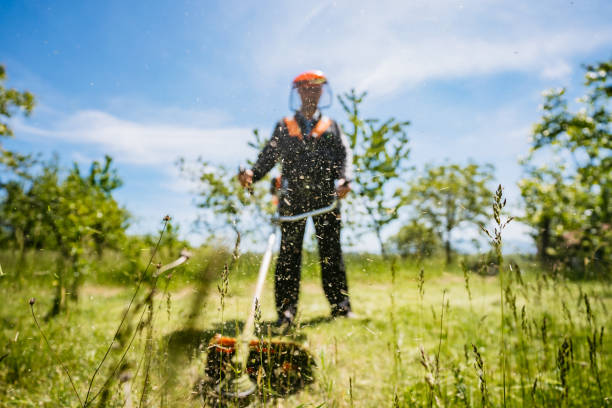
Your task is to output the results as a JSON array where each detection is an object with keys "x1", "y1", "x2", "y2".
[{"x1": 275, "y1": 208, "x2": 351, "y2": 319}]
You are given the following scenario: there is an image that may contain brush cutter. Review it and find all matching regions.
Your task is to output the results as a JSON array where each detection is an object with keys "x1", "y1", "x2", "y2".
[{"x1": 204, "y1": 200, "x2": 338, "y2": 402}]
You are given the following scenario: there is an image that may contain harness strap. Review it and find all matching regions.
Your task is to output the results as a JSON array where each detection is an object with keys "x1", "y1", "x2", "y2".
[
  {"x1": 311, "y1": 117, "x2": 332, "y2": 138},
  {"x1": 283, "y1": 116, "x2": 332, "y2": 140},
  {"x1": 283, "y1": 117, "x2": 302, "y2": 139}
]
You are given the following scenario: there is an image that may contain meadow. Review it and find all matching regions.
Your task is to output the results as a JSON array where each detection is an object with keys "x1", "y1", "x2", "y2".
[{"x1": 0, "y1": 247, "x2": 610, "y2": 407}]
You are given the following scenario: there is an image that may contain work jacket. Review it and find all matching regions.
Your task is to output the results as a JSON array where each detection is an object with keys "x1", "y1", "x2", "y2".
[{"x1": 251, "y1": 110, "x2": 353, "y2": 216}]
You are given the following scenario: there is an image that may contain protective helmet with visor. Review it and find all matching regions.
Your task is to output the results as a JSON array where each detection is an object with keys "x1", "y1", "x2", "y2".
[{"x1": 289, "y1": 70, "x2": 333, "y2": 111}]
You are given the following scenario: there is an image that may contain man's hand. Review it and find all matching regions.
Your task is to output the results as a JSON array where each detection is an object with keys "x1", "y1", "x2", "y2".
[
  {"x1": 336, "y1": 179, "x2": 351, "y2": 199},
  {"x1": 238, "y1": 168, "x2": 254, "y2": 188}
]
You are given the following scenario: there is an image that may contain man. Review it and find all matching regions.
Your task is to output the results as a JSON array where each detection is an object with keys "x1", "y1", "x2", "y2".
[{"x1": 238, "y1": 70, "x2": 354, "y2": 327}]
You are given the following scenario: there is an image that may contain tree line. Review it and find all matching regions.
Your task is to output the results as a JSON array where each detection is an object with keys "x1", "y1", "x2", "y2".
[
  {"x1": 182, "y1": 60, "x2": 611, "y2": 278},
  {"x1": 0, "y1": 65, "x2": 188, "y2": 316},
  {"x1": 1, "y1": 58, "x2": 610, "y2": 315}
]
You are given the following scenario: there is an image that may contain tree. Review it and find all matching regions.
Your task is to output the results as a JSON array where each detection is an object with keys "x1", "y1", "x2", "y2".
[
  {"x1": 0, "y1": 156, "x2": 130, "y2": 314},
  {"x1": 0, "y1": 65, "x2": 36, "y2": 180},
  {"x1": 390, "y1": 219, "x2": 440, "y2": 260},
  {"x1": 178, "y1": 129, "x2": 276, "y2": 247},
  {"x1": 519, "y1": 60, "x2": 611, "y2": 277},
  {"x1": 338, "y1": 90, "x2": 411, "y2": 257},
  {"x1": 0, "y1": 65, "x2": 34, "y2": 138},
  {"x1": 186, "y1": 92, "x2": 412, "y2": 256},
  {"x1": 0, "y1": 64, "x2": 130, "y2": 311},
  {"x1": 408, "y1": 162, "x2": 495, "y2": 265}
]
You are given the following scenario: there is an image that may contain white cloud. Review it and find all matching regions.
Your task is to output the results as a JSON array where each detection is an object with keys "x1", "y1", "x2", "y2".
[
  {"x1": 244, "y1": 0, "x2": 612, "y2": 97},
  {"x1": 14, "y1": 110, "x2": 255, "y2": 166},
  {"x1": 104, "y1": 97, "x2": 235, "y2": 128},
  {"x1": 540, "y1": 60, "x2": 573, "y2": 80},
  {"x1": 12, "y1": 109, "x2": 262, "y2": 245}
]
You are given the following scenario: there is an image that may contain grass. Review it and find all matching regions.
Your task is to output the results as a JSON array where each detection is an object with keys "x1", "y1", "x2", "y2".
[{"x1": 0, "y1": 252, "x2": 610, "y2": 407}]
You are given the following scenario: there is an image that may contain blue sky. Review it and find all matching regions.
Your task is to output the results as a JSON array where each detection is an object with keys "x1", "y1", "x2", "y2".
[{"x1": 1, "y1": 0, "x2": 611, "y2": 251}]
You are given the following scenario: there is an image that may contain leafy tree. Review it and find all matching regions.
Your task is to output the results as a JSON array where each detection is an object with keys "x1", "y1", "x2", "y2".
[
  {"x1": 338, "y1": 90, "x2": 411, "y2": 257},
  {"x1": 0, "y1": 156, "x2": 130, "y2": 314},
  {"x1": 178, "y1": 129, "x2": 276, "y2": 247},
  {"x1": 185, "y1": 93, "x2": 411, "y2": 256},
  {"x1": 0, "y1": 65, "x2": 36, "y2": 179},
  {"x1": 519, "y1": 60, "x2": 611, "y2": 277},
  {"x1": 408, "y1": 162, "x2": 495, "y2": 265},
  {"x1": 0, "y1": 64, "x2": 39, "y2": 254},
  {"x1": 0, "y1": 65, "x2": 34, "y2": 138},
  {"x1": 390, "y1": 219, "x2": 440, "y2": 259},
  {"x1": 0, "y1": 64, "x2": 130, "y2": 310}
]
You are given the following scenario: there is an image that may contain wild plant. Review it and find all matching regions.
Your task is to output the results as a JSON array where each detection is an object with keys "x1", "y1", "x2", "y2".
[
  {"x1": 158, "y1": 304, "x2": 173, "y2": 407},
  {"x1": 217, "y1": 263, "x2": 230, "y2": 334},
  {"x1": 138, "y1": 277, "x2": 156, "y2": 408},
  {"x1": 435, "y1": 290, "x2": 448, "y2": 382},
  {"x1": 417, "y1": 268, "x2": 425, "y2": 299},
  {"x1": 471, "y1": 344, "x2": 488, "y2": 408},
  {"x1": 389, "y1": 259, "x2": 402, "y2": 394},
  {"x1": 584, "y1": 293, "x2": 594, "y2": 328},
  {"x1": 451, "y1": 364, "x2": 470, "y2": 407},
  {"x1": 520, "y1": 305, "x2": 528, "y2": 337},
  {"x1": 29, "y1": 297, "x2": 84, "y2": 407},
  {"x1": 530, "y1": 377, "x2": 538, "y2": 406},
  {"x1": 155, "y1": 267, "x2": 175, "y2": 406},
  {"x1": 513, "y1": 300, "x2": 526, "y2": 405},
  {"x1": 419, "y1": 346, "x2": 440, "y2": 408},
  {"x1": 393, "y1": 392, "x2": 401, "y2": 408},
  {"x1": 252, "y1": 299, "x2": 268, "y2": 403},
  {"x1": 576, "y1": 285, "x2": 584, "y2": 308},
  {"x1": 586, "y1": 328, "x2": 604, "y2": 403},
  {"x1": 556, "y1": 337, "x2": 571, "y2": 405},
  {"x1": 103, "y1": 251, "x2": 191, "y2": 407},
  {"x1": 83, "y1": 216, "x2": 172, "y2": 407},
  {"x1": 28, "y1": 217, "x2": 194, "y2": 407},
  {"x1": 561, "y1": 300, "x2": 574, "y2": 330},
  {"x1": 263, "y1": 323, "x2": 274, "y2": 404},
  {"x1": 460, "y1": 260, "x2": 472, "y2": 306},
  {"x1": 417, "y1": 268, "x2": 425, "y2": 340},
  {"x1": 480, "y1": 184, "x2": 512, "y2": 407},
  {"x1": 349, "y1": 376, "x2": 354, "y2": 408},
  {"x1": 509, "y1": 261, "x2": 525, "y2": 288},
  {"x1": 504, "y1": 284, "x2": 517, "y2": 323},
  {"x1": 535, "y1": 273, "x2": 544, "y2": 300},
  {"x1": 540, "y1": 316, "x2": 549, "y2": 370},
  {"x1": 333, "y1": 336, "x2": 338, "y2": 366},
  {"x1": 318, "y1": 350, "x2": 336, "y2": 405}
]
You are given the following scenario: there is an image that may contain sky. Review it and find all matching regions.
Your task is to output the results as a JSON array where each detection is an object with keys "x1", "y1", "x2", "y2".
[{"x1": 1, "y1": 0, "x2": 611, "y2": 252}]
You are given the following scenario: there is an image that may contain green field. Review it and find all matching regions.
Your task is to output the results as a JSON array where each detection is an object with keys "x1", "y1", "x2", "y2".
[{"x1": 0, "y1": 251, "x2": 610, "y2": 407}]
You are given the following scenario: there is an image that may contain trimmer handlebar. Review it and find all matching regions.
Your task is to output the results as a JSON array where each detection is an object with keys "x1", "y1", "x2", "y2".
[
  {"x1": 272, "y1": 200, "x2": 338, "y2": 223},
  {"x1": 238, "y1": 166, "x2": 339, "y2": 223}
]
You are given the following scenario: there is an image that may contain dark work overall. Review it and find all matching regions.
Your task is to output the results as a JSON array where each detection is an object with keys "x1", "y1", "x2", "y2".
[{"x1": 251, "y1": 110, "x2": 353, "y2": 319}]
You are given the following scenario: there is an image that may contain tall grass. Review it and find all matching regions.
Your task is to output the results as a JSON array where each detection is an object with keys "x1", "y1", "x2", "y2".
[
  {"x1": 1, "y1": 199, "x2": 611, "y2": 406},
  {"x1": 2, "y1": 256, "x2": 610, "y2": 406},
  {"x1": 480, "y1": 185, "x2": 513, "y2": 407}
]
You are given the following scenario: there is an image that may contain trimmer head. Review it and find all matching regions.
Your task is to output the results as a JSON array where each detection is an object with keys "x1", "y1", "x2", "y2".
[{"x1": 204, "y1": 334, "x2": 315, "y2": 399}]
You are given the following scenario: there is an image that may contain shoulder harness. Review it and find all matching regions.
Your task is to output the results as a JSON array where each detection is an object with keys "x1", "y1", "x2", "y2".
[{"x1": 283, "y1": 116, "x2": 332, "y2": 140}]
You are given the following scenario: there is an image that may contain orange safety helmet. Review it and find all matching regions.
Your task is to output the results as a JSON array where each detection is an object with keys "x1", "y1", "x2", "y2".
[
  {"x1": 289, "y1": 69, "x2": 333, "y2": 110},
  {"x1": 292, "y1": 70, "x2": 328, "y2": 87}
]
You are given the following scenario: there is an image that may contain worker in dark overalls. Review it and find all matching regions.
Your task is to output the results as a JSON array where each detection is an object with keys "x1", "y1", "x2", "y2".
[{"x1": 238, "y1": 70, "x2": 355, "y2": 327}]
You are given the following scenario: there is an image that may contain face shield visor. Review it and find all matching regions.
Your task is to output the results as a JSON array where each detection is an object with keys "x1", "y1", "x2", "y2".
[{"x1": 289, "y1": 81, "x2": 333, "y2": 111}]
